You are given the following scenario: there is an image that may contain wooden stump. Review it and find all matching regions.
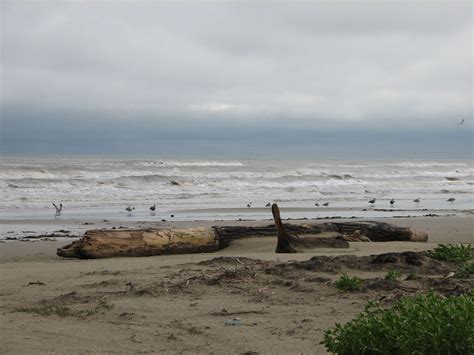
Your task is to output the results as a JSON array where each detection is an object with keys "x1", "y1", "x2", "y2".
[
  {"x1": 272, "y1": 203, "x2": 298, "y2": 253},
  {"x1": 271, "y1": 203, "x2": 350, "y2": 252}
]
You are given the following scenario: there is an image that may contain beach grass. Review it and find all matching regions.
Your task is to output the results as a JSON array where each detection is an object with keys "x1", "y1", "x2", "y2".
[
  {"x1": 427, "y1": 244, "x2": 473, "y2": 263},
  {"x1": 335, "y1": 274, "x2": 363, "y2": 292}
]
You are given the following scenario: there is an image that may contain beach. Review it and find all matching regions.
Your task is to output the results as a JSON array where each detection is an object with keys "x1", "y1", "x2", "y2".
[
  {"x1": 1, "y1": 156, "x2": 473, "y2": 353},
  {"x1": 3, "y1": 0, "x2": 473, "y2": 352},
  {"x1": 1, "y1": 215, "x2": 472, "y2": 354}
]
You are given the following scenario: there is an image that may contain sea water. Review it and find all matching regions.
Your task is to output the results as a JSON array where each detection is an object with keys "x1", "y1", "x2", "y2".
[{"x1": 0, "y1": 156, "x2": 472, "y2": 228}]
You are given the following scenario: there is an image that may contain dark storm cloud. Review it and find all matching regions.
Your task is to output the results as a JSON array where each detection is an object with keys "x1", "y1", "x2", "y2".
[{"x1": 1, "y1": 1, "x2": 472, "y2": 157}]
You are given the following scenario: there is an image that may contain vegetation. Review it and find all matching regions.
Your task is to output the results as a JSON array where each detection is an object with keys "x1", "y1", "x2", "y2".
[
  {"x1": 455, "y1": 262, "x2": 474, "y2": 278},
  {"x1": 335, "y1": 274, "x2": 363, "y2": 292},
  {"x1": 384, "y1": 268, "x2": 401, "y2": 281},
  {"x1": 321, "y1": 292, "x2": 474, "y2": 355},
  {"x1": 427, "y1": 244, "x2": 473, "y2": 263}
]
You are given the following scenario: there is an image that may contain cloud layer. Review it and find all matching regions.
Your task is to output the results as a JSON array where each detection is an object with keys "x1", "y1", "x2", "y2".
[{"x1": 1, "y1": 1, "x2": 472, "y2": 157}]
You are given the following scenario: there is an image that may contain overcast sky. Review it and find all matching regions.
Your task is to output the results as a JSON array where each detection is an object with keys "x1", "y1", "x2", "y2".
[{"x1": 1, "y1": 1, "x2": 472, "y2": 158}]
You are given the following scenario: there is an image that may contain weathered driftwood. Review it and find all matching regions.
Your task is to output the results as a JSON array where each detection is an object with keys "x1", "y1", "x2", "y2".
[
  {"x1": 57, "y1": 213, "x2": 428, "y2": 259},
  {"x1": 272, "y1": 203, "x2": 349, "y2": 253},
  {"x1": 57, "y1": 228, "x2": 219, "y2": 259},
  {"x1": 273, "y1": 203, "x2": 298, "y2": 253},
  {"x1": 215, "y1": 221, "x2": 428, "y2": 244}
]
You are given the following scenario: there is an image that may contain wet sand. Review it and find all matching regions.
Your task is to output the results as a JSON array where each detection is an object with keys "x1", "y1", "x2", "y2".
[{"x1": 0, "y1": 215, "x2": 473, "y2": 354}]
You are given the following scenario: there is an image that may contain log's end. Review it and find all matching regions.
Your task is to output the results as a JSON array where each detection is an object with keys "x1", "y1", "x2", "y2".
[
  {"x1": 57, "y1": 240, "x2": 76, "y2": 258},
  {"x1": 410, "y1": 231, "x2": 429, "y2": 242},
  {"x1": 56, "y1": 247, "x2": 70, "y2": 258}
]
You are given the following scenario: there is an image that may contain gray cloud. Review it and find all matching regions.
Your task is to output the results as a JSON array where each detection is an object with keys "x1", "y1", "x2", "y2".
[{"x1": 1, "y1": 1, "x2": 472, "y2": 156}]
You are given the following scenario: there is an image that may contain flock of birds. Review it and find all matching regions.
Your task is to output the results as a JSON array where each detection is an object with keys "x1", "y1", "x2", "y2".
[
  {"x1": 244, "y1": 197, "x2": 458, "y2": 209},
  {"x1": 125, "y1": 204, "x2": 166, "y2": 217},
  {"x1": 124, "y1": 204, "x2": 175, "y2": 218},
  {"x1": 366, "y1": 197, "x2": 456, "y2": 207},
  {"x1": 51, "y1": 196, "x2": 458, "y2": 217},
  {"x1": 51, "y1": 202, "x2": 164, "y2": 218}
]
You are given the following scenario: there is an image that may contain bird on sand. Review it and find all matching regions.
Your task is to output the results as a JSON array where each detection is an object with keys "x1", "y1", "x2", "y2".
[
  {"x1": 368, "y1": 198, "x2": 376, "y2": 205},
  {"x1": 265, "y1": 202, "x2": 271, "y2": 207},
  {"x1": 314, "y1": 202, "x2": 320, "y2": 207},
  {"x1": 390, "y1": 198, "x2": 395, "y2": 207},
  {"x1": 125, "y1": 206, "x2": 135, "y2": 216},
  {"x1": 447, "y1": 197, "x2": 456, "y2": 203},
  {"x1": 52, "y1": 202, "x2": 63, "y2": 217},
  {"x1": 413, "y1": 198, "x2": 421, "y2": 204},
  {"x1": 458, "y1": 119, "x2": 465, "y2": 126},
  {"x1": 247, "y1": 202, "x2": 252, "y2": 208},
  {"x1": 149, "y1": 204, "x2": 156, "y2": 215},
  {"x1": 323, "y1": 202, "x2": 329, "y2": 206}
]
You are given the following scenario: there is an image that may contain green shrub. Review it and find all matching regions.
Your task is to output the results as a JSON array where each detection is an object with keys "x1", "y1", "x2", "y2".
[
  {"x1": 384, "y1": 268, "x2": 401, "y2": 281},
  {"x1": 455, "y1": 262, "x2": 474, "y2": 278},
  {"x1": 321, "y1": 292, "x2": 474, "y2": 355},
  {"x1": 427, "y1": 244, "x2": 473, "y2": 263},
  {"x1": 335, "y1": 274, "x2": 363, "y2": 292}
]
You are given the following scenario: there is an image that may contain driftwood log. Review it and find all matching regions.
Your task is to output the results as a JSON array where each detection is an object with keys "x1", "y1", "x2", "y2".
[
  {"x1": 272, "y1": 203, "x2": 349, "y2": 253},
  {"x1": 57, "y1": 207, "x2": 428, "y2": 259},
  {"x1": 57, "y1": 228, "x2": 219, "y2": 259},
  {"x1": 214, "y1": 220, "x2": 428, "y2": 246}
]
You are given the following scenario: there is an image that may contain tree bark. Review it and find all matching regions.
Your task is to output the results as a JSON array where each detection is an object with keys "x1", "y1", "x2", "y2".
[
  {"x1": 214, "y1": 220, "x2": 427, "y2": 244},
  {"x1": 57, "y1": 227, "x2": 219, "y2": 259}
]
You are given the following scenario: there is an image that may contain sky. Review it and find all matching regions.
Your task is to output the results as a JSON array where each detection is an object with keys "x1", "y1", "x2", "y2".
[{"x1": 1, "y1": 0, "x2": 472, "y2": 159}]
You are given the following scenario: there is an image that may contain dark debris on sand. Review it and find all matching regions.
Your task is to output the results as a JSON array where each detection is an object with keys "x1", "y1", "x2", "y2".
[
  {"x1": 15, "y1": 251, "x2": 473, "y2": 322},
  {"x1": 270, "y1": 251, "x2": 454, "y2": 275}
]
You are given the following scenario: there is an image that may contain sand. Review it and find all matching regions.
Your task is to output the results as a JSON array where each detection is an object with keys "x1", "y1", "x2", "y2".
[{"x1": 0, "y1": 216, "x2": 473, "y2": 354}]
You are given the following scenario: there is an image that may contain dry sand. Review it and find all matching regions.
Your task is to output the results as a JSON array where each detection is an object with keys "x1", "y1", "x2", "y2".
[{"x1": 0, "y1": 216, "x2": 473, "y2": 354}]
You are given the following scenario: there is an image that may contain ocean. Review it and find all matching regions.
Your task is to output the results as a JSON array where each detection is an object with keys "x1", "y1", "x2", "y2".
[{"x1": 1, "y1": 156, "x2": 472, "y2": 227}]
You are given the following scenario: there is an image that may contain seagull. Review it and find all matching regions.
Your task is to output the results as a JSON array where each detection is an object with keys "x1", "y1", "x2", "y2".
[
  {"x1": 323, "y1": 202, "x2": 329, "y2": 206},
  {"x1": 52, "y1": 202, "x2": 63, "y2": 217},
  {"x1": 265, "y1": 202, "x2": 271, "y2": 207},
  {"x1": 447, "y1": 197, "x2": 456, "y2": 203},
  {"x1": 390, "y1": 198, "x2": 395, "y2": 207},
  {"x1": 314, "y1": 202, "x2": 320, "y2": 207},
  {"x1": 368, "y1": 198, "x2": 376, "y2": 205},
  {"x1": 413, "y1": 198, "x2": 421, "y2": 204},
  {"x1": 149, "y1": 204, "x2": 156, "y2": 215},
  {"x1": 458, "y1": 119, "x2": 464, "y2": 126},
  {"x1": 247, "y1": 202, "x2": 252, "y2": 208},
  {"x1": 125, "y1": 206, "x2": 135, "y2": 216}
]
